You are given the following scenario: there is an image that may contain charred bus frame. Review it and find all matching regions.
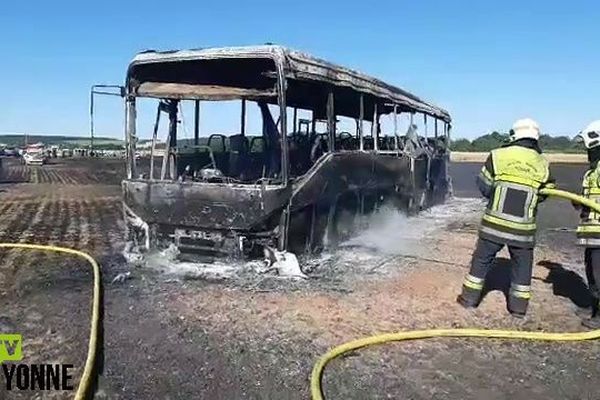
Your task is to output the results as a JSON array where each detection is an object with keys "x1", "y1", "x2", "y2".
[{"x1": 122, "y1": 46, "x2": 452, "y2": 259}]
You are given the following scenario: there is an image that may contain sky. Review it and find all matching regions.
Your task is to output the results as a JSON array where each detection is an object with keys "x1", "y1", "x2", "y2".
[{"x1": 1, "y1": 1, "x2": 599, "y2": 140}]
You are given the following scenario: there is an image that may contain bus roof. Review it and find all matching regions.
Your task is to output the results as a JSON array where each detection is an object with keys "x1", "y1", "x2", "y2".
[{"x1": 128, "y1": 45, "x2": 451, "y2": 123}]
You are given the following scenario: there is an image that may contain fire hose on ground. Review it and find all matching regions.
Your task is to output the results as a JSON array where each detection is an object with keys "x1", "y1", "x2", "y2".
[
  {"x1": 0, "y1": 243, "x2": 101, "y2": 400},
  {"x1": 0, "y1": 189, "x2": 599, "y2": 400},
  {"x1": 310, "y1": 188, "x2": 600, "y2": 400}
]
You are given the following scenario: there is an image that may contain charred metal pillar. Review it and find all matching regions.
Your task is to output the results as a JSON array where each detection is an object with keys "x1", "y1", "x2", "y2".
[
  {"x1": 293, "y1": 107, "x2": 298, "y2": 133},
  {"x1": 126, "y1": 96, "x2": 137, "y2": 179},
  {"x1": 194, "y1": 100, "x2": 200, "y2": 146},
  {"x1": 123, "y1": 98, "x2": 127, "y2": 165},
  {"x1": 359, "y1": 94, "x2": 364, "y2": 151},
  {"x1": 169, "y1": 101, "x2": 178, "y2": 179},
  {"x1": 444, "y1": 121, "x2": 452, "y2": 197},
  {"x1": 124, "y1": 98, "x2": 129, "y2": 176},
  {"x1": 327, "y1": 91, "x2": 335, "y2": 151},
  {"x1": 276, "y1": 66, "x2": 290, "y2": 251},
  {"x1": 393, "y1": 105, "x2": 399, "y2": 150},
  {"x1": 424, "y1": 114, "x2": 431, "y2": 188},
  {"x1": 91, "y1": 84, "x2": 124, "y2": 156},
  {"x1": 90, "y1": 88, "x2": 95, "y2": 153},
  {"x1": 149, "y1": 103, "x2": 162, "y2": 179},
  {"x1": 276, "y1": 68, "x2": 289, "y2": 182},
  {"x1": 161, "y1": 100, "x2": 179, "y2": 180},
  {"x1": 240, "y1": 99, "x2": 246, "y2": 135},
  {"x1": 372, "y1": 103, "x2": 378, "y2": 151}
]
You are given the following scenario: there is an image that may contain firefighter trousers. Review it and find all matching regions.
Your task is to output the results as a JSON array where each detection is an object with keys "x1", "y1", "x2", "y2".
[
  {"x1": 584, "y1": 248, "x2": 600, "y2": 300},
  {"x1": 461, "y1": 237, "x2": 533, "y2": 315}
]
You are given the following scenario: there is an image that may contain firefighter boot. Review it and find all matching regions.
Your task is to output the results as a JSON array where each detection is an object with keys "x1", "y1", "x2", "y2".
[
  {"x1": 575, "y1": 306, "x2": 594, "y2": 319},
  {"x1": 507, "y1": 295, "x2": 529, "y2": 318},
  {"x1": 457, "y1": 286, "x2": 482, "y2": 309},
  {"x1": 582, "y1": 315, "x2": 600, "y2": 329},
  {"x1": 457, "y1": 274, "x2": 485, "y2": 309},
  {"x1": 575, "y1": 293, "x2": 598, "y2": 318},
  {"x1": 582, "y1": 299, "x2": 600, "y2": 329}
]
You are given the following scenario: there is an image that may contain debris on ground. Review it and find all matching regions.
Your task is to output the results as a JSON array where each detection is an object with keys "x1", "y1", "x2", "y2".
[
  {"x1": 263, "y1": 247, "x2": 307, "y2": 279},
  {"x1": 111, "y1": 272, "x2": 132, "y2": 284}
]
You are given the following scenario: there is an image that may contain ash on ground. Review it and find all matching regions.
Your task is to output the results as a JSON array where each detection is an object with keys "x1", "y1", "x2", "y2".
[{"x1": 123, "y1": 197, "x2": 484, "y2": 291}]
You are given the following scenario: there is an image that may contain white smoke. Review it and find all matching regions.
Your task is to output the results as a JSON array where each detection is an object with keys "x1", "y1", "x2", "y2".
[{"x1": 343, "y1": 197, "x2": 482, "y2": 256}]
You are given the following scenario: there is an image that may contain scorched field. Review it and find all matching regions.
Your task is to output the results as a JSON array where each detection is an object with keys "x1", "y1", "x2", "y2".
[{"x1": 0, "y1": 157, "x2": 599, "y2": 400}]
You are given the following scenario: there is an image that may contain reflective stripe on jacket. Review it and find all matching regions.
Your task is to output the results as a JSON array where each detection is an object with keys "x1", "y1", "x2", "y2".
[
  {"x1": 577, "y1": 168, "x2": 600, "y2": 247},
  {"x1": 478, "y1": 145, "x2": 551, "y2": 248}
]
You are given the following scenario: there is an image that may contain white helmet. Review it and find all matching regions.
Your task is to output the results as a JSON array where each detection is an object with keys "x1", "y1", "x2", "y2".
[
  {"x1": 509, "y1": 118, "x2": 540, "y2": 142},
  {"x1": 576, "y1": 120, "x2": 600, "y2": 149}
]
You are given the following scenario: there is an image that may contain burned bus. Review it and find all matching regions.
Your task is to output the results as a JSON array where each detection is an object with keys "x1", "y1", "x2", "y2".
[{"x1": 122, "y1": 45, "x2": 452, "y2": 260}]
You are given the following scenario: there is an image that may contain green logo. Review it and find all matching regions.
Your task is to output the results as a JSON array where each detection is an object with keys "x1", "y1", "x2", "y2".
[{"x1": 0, "y1": 334, "x2": 22, "y2": 364}]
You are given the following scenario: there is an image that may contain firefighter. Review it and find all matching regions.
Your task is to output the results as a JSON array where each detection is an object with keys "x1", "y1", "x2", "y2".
[
  {"x1": 457, "y1": 118, "x2": 555, "y2": 317},
  {"x1": 573, "y1": 120, "x2": 600, "y2": 329}
]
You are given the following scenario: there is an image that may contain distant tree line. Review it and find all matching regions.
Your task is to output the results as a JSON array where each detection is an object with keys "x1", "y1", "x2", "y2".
[
  {"x1": 0, "y1": 135, "x2": 124, "y2": 149},
  {"x1": 93, "y1": 143, "x2": 125, "y2": 150},
  {"x1": 450, "y1": 131, "x2": 584, "y2": 153}
]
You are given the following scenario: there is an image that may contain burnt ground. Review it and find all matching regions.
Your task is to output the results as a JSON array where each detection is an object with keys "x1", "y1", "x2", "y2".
[{"x1": 0, "y1": 157, "x2": 599, "y2": 400}]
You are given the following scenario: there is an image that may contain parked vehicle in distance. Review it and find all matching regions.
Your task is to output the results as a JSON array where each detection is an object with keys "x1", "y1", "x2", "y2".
[
  {"x1": 61, "y1": 148, "x2": 73, "y2": 158},
  {"x1": 0, "y1": 147, "x2": 19, "y2": 157},
  {"x1": 22, "y1": 143, "x2": 47, "y2": 166}
]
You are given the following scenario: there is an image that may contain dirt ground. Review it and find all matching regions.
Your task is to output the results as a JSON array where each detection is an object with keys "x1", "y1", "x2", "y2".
[{"x1": 0, "y1": 157, "x2": 599, "y2": 400}]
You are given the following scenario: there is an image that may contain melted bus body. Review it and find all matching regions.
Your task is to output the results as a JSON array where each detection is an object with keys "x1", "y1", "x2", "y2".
[{"x1": 122, "y1": 46, "x2": 452, "y2": 259}]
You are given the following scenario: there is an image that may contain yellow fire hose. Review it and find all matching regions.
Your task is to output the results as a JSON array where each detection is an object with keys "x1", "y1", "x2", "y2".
[
  {"x1": 310, "y1": 187, "x2": 600, "y2": 400},
  {"x1": 0, "y1": 243, "x2": 101, "y2": 400}
]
